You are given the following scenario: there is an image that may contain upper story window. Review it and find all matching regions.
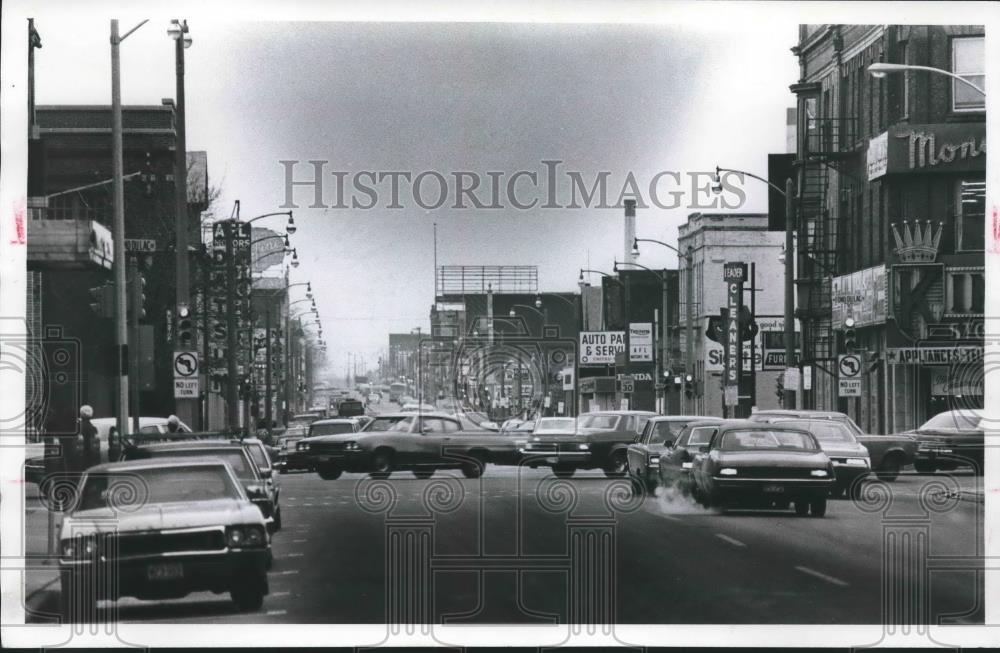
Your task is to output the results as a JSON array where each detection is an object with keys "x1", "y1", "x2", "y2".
[
  {"x1": 952, "y1": 36, "x2": 985, "y2": 112},
  {"x1": 955, "y1": 178, "x2": 986, "y2": 251}
]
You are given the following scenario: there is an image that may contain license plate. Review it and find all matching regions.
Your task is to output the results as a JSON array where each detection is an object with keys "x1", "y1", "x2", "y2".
[
  {"x1": 147, "y1": 562, "x2": 184, "y2": 581},
  {"x1": 545, "y1": 457, "x2": 560, "y2": 464},
  {"x1": 762, "y1": 484, "x2": 784, "y2": 493}
]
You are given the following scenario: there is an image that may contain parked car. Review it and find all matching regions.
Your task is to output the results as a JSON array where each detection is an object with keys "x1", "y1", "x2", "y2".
[
  {"x1": 656, "y1": 420, "x2": 729, "y2": 494},
  {"x1": 904, "y1": 408, "x2": 984, "y2": 475},
  {"x1": 521, "y1": 410, "x2": 657, "y2": 477},
  {"x1": 58, "y1": 458, "x2": 270, "y2": 620},
  {"x1": 122, "y1": 439, "x2": 280, "y2": 534},
  {"x1": 690, "y1": 421, "x2": 835, "y2": 516},
  {"x1": 756, "y1": 418, "x2": 873, "y2": 498},
  {"x1": 624, "y1": 416, "x2": 725, "y2": 491},
  {"x1": 749, "y1": 409, "x2": 917, "y2": 481},
  {"x1": 302, "y1": 412, "x2": 520, "y2": 479}
]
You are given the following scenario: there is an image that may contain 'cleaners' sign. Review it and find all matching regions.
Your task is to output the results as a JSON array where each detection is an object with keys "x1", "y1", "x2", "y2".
[{"x1": 580, "y1": 331, "x2": 626, "y2": 365}]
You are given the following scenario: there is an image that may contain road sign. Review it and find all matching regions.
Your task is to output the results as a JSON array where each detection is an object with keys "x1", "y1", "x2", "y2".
[
  {"x1": 173, "y1": 351, "x2": 199, "y2": 378},
  {"x1": 174, "y1": 378, "x2": 199, "y2": 398},
  {"x1": 620, "y1": 379, "x2": 635, "y2": 394},
  {"x1": 838, "y1": 354, "x2": 862, "y2": 397},
  {"x1": 125, "y1": 238, "x2": 156, "y2": 253}
]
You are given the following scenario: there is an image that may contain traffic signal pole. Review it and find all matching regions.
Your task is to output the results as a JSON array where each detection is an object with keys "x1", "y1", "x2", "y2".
[
  {"x1": 784, "y1": 177, "x2": 797, "y2": 409},
  {"x1": 128, "y1": 256, "x2": 140, "y2": 434},
  {"x1": 110, "y1": 20, "x2": 130, "y2": 439},
  {"x1": 226, "y1": 222, "x2": 239, "y2": 428}
]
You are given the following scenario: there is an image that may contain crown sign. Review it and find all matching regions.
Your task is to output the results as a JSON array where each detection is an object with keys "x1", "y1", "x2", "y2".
[{"x1": 891, "y1": 220, "x2": 943, "y2": 263}]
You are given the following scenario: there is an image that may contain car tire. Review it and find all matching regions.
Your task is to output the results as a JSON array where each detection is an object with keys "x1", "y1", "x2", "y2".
[
  {"x1": 794, "y1": 501, "x2": 810, "y2": 516},
  {"x1": 809, "y1": 498, "x2": 827, "y2": 517},
  {"x1": 914, "y1": 460, "x2": 936, "y2": 474},
  {"x1": 643, "y1": 477, "x2": 659, "y2": 494},
  {"x1": 413, "y1": 468, "x2": 435, "y2": 479},
  {"x1": 230, "y1": 584, "x2": 265, "y2": 612},
  {"x1": 875, "y1": 454, "x2": 902, "y2": 482},
  {"x1": 552, "y1": 465, "x2": 575, "y2": 478},
  {"x1": 273, "y1": 506, "x2": 282, "y2": 531},
  {"x1": 461, "y1": 460, "x2": 484, "y2": 479},
  {"x1": 317, "y1": 465, "x2": 342, "y2": 481},
  {"x1": 604, "y1": 451, "x2": 628, "y2": 478},
  {"x1": 370, "y1": 450, "x2": 394, "y2": 479}
]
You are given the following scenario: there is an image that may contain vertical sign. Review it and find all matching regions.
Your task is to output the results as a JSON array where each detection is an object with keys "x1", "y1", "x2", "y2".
[
  {"x1": 628, "y1": 323, "x2": 653, "y2": 362},
  {"x1": 723, "y1": 263, "x2": 747, "y2": 407}
]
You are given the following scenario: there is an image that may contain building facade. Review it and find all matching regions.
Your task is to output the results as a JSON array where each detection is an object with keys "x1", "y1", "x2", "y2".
[
  {"x1": 790, "y1": 25, "x2": 985, "y2": 433},
  {"x1": 678, "y1": 212, "x2": 789, "y2": 418}
]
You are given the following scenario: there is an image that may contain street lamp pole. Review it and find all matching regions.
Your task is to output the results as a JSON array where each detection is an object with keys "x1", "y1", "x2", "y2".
[
  {"x1": 615, "y1": 260, "x2": 668, "y2": 414},
  {"x1": 868, "y1": 62, "x2": 986, "y2": 96}
]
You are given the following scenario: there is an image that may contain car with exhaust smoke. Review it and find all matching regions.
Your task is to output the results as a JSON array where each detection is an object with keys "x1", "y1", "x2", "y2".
[
  {"x1": 655, "y1": 419, "x2": 730, "y2": 494},
  {"x1": 58, "y1": 457, "x2": 270, "y2": 621},
  {"x1": 690, "y1": 420, "x2": 835, "y2": 517},
  {"x1": 625, "y1": 415, "x2": 722, "y2": 491}
]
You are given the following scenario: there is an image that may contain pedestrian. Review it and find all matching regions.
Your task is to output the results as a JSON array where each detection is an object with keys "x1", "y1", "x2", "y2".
[
  {"x1": 166, "y1": 414, "x2": 182, "y2": 433},
  {"x1": 78, "y1": 405, "x2": 98, "y2": 471}
]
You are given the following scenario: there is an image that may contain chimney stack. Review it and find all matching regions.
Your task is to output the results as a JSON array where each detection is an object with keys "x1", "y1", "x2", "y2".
[{"x1": 624, "y1": 199, "x2": 636, "y2": 265}]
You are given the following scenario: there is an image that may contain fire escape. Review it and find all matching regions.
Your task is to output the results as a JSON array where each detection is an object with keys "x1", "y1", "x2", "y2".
[{"x1": 795, "y1": 115, "x2": 857, "y2": 370}]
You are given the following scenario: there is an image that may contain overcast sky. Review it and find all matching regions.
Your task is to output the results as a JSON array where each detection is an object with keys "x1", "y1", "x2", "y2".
[{"x1": 25, "y1": 9, "x2": 802, "y2": 378}]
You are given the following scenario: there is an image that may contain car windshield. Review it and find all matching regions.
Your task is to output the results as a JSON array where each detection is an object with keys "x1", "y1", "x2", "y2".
[
  {"x1": 143, "y1": 448, "x2": 256, "y2": 479},
  {"x1": 77, "y1": 465, "x2": 241, "y2": 511},
  {"x1": 780, "y1": 420, "x2": 856, "y2": 443},
  {"x1": 390, "y1": 416, "x2": 416, "y2": 432},
  {"x1": 535, "y1": 418, "x2": 576, "y2": 433},
  {"x1": 687, "y1": 426, "x2": 717, "y2": 446},
  {"x1": 364, "y1": 417, "x2": 404, "y2": 431},
  {"x1": 310, "y1": 422, "x2": 355, "y2": 436},
  {"x1": 580, "y1": 415, "x2": 619, "y2": 430},
  {"x1": 514, "y1": 421, "x2": 535, "y2": 432},
  {"x1": 920, "y1": 409, "x2": 984, "y2": 431},
  {"x1": 719, "y1": 429, "x2": 818, "y2": 452},
  {"x1": 649, "y1": 421, "x2": 689, "y2": 445}
]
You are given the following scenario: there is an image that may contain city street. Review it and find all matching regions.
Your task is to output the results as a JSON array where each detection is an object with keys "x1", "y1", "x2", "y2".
[{"x1": 27, "y1": 461, "x2": 984, "y2": 625}]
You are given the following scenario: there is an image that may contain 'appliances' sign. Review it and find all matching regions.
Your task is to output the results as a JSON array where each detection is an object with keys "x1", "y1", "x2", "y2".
[
  {"x1": 831, "y1": 264, "x2": 887, "y2": 328},
  {"x1": 579, "y1": 331, "x2": 625, "y2": 366},
  {"x1": 871, "y1": 124, "x2": 986, "y2": 177}
]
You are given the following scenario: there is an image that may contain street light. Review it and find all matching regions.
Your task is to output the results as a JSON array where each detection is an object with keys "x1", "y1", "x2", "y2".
[
  {"x1": 251, "y1": 232, "x2": 290, "y2": 248},
  {"x1": 244, "y1": 210, "x2": 297, "y2": 234},
  {"x1": 868, "y1": 62, "x2": 986, "y2": 96}
]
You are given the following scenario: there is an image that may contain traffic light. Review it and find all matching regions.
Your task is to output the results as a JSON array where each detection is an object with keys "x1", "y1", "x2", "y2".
[
  {"x1": 705, "y1": 309, "x2": 726, "y2": 343},
  {"x1": 684, "y1": 373, "x2": 694, "y2": 398},
  {"x1": 127, "y1": 272, "x2": 147, "y2": 320},
  {"x1": 88, "y1": 283, "x2": 114, "y2": 318},
  {"x1": 843, "y1": 316, "x2": 857, "y2": 352},
  {"x1": 176, "y1": 303, "x2": 195, "y2": 349},
  {"x1": 739, "y1": 305, "x2": 759, "y2": 342}
]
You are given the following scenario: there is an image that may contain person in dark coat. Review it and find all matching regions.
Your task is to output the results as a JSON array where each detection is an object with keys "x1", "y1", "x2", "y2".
[{"x1": 78, "y1": 405, "x2": 99, "y2": 470}]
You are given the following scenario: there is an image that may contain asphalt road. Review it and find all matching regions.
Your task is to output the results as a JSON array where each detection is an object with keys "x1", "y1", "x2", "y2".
[{"x1": 65, "y1": 463, "x2": 982, "y2": 625}]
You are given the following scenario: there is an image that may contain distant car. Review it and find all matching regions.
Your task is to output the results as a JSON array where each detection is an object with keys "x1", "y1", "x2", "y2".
[
  {"x1": 275, "y1": 432, "x2": 310, "y2": 472},
  {"x1": 122, "y1": 440, "x2": 279, "y2": 534},
  {"x1": 905, "y1": 408, "x2": 984, "y2": 475},
  {"x1": 749, "y1": 409, "x2": 917, "y2": 481},
  {"x1": 58, "y1": 458, "x2": 270, "y2": 620},
  {"x1": 656, "y1": 420, "x2": 728, "y2": 494},
  {"x1": 400, "y1": 403, "x2": 438, "y2": 413},
  {"x1": 759, "y1": 418, "x2": 873, "y2": 498},
  {"x1": 690, "y1": 421, "x2": 835, "y2": 516},
  {"x1": 625, "y1": 416, "x2": 724, "y2": 492},
  {"x1": 521, "y1": 410, "x2": 656, "y2": 477},
  {"x1": 337, "y1": 399, "x2": 366, "y2": 417}
]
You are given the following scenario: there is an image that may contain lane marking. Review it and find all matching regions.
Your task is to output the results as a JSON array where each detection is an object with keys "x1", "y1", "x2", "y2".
[
  {"x1": 266, "y1": 609, "x2": 288, "y2": 616},
  {"x1": 303, "y1": 503, "x2": 314, "y2": 506},
  {"x1": 270, "y1": 591, "x2": 291, "y2": 597},
  {"x1": 287, "y1": 553, "x2": 304, "y2": 557},
  {"x1": 292, "y1": 538, "x2": 307, "y2": 543},
  {"x1": 715, "y1": 533, "x2": 746, "y2": 548},
  {"x1": 795, "y1": 565, "x2": 849, "y2": 587},
  {"x1": 275, "y1": 569, "x2": 300, "y2": 575}
]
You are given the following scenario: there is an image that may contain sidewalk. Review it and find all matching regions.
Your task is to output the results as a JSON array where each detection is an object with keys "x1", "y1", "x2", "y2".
[{"x1": 23, "y1": 482, "x2": 62, "y2": 620}]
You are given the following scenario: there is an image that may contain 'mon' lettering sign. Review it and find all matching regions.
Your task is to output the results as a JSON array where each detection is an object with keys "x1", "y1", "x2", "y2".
[{"x1": 580, "y1": 331, "x2": 626, "y2": 365}]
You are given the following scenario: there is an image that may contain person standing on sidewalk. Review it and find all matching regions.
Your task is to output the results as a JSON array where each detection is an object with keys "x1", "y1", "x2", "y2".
[{"x1": 77, "y1": 405, "x2": 99, "y2": 471}]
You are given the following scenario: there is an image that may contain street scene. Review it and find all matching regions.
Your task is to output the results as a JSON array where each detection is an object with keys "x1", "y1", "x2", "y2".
[{"x1": 0, "y1": 3, "x2": 992, "y2": 645}]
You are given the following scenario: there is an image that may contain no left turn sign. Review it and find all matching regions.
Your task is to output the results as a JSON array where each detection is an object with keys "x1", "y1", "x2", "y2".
[{"x1": 174, "y1": 351, "x2": 199, "y2": 378}]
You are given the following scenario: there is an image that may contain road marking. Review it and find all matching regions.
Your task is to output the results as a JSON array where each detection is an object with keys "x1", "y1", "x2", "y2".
[
  {"x1": 275, "y1": 569, "x2": 300, "y2": 575},
  {"x1": 714, "y1": 533, "x2": 746, "y2": 548},
  {"x1": 322, "y1": 502, "x2": 332, "y2": 506},
  {"x1": 795, "y1": 565, "x2": 849, "y2": 587},
  {"x1": 303, "y1": 503, "x2": 314, "y2": 506},
  {"x1": 287, "y1": 553, "x2": 304, "y2": 557},
  {"x1": 266, "y1": 609, "x2": 288, "y2": 616},
  {"x1": 270, "y1": 591, "x2": 291, "y2": 597},
  {"x1": 292, "y1": 538, "x2": 307, "y2": 543}
]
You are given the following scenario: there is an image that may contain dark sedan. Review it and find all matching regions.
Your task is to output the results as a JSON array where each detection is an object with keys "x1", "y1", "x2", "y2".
[
  {"x1": 652, "y1": 419, "x2": 728, "y2": 493},
  {"x1": 625, "y1": 416, "x2": 722, "y2": 491},
  {"x1": 690, "y1": 421, "x2": 835, "y2": 516},
  {"x1": 521, "y1": 411, "x2": 656, "y2": 477},
  {"x1": 906, "y1": 408, "x2": 984, "y2": 474}
]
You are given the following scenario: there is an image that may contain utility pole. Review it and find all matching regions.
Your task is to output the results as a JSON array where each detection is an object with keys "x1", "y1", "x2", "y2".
[
  {"x1": 265, "y1": 308, "x2": 273, "y2": 427},
  {"x1": 784, "y1": 177, "x2": 797, "y2": 409},
  {"x1": 225, "y1": 219, "x2": 239, "y2": 428},
  {"x1": 111, "y1": 19, "x2": 130, "y2": 440},
  {"x1": 654, "y1": 308, "x2": 662, "y2": 414},
  {"x1": 685, "y1": 247, "x2": 694, "y2": 413}
]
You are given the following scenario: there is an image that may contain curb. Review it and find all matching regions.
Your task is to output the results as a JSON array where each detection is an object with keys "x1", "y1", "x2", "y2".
[{"x1": 24, "y1": 569, "x2": 60, "y2": 616}]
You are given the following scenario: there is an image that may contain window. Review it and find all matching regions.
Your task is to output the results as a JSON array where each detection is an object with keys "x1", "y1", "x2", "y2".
[
  {"x1": 956, "y1": 179, "x2": 986, "y2": 251},
  {"x1": 952, "y1": 37, "x2": 985, "y2": 112}
]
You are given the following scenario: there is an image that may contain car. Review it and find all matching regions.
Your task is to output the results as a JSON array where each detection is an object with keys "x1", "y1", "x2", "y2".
[
  {"x1": 521, "y1": 410, "x2": 657, "y2": 477},
  {"x1": 748, "y1": 409, "x2": 917, "y2": 481},
  {"x1": 904, "y1": 408, "x2": 984, "y2": 475},
  {"x1": 656, "y1": 420, "x2": 729, "y2": 494},
  {"x1": 301, "y1": 412, "x2": 520, "y2": 479},
  {"x1": 58, "y1": 457, "x2": 270, "y2": 620},
  {"x1": 274, "y1": 432, "x2": 310, "y2": 472},
  {"x1": 337, "y1": 398, "x2": 366, "y2": 417},
  {"x1": 361, "y1": 413, "x2": 411, "y2": 432},
  {"x1": 400, "y1": 402, "x2": 438, "y2": 413},
  {"x1": 237, "y1": 437, "x2": 282, "y2": 529},
  {"x1": 690, "y1": 421, "x2": 835, "y2": 516},
  {"x1": 122, "y1": 439, "x2": 279, "y2": 534},
  {"x1": 625, "y1": 416, "x2": 726, "y2": 491},
  {"x1": 757, "y1": 418, "x2": 873, "y2": 498}
]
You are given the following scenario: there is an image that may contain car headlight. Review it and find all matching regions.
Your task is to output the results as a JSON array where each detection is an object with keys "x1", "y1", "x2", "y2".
[
  {"x1": 578, "y1": 444, "x2": 590, "y2": 451},
  {"x1": 297, "y1": 442, "x2": 310, "y2": 451},
  {"x1": 61, "y1": 535, "x2": 98, "y2": 558},
  {"x1": 810, "y1": 469, "x2": 829, "y2": 477},
  {"x1": 648, "y1": 455, "x2": 660, "y2": 465},
  {"x1": 719, "y1": 468, "x2": 738, "y2": 476},
  {"x1": 681, "y1": 462, "x2": 693, "y2": 470},
  {"x1": 226, "y1": 525, "x2": 266, "y2": 548},
  {"x1": 345, "y1": 441, "x2": 361, "y2": 451},
  {"x1": 845, "y1": 458, "x2": 869, "y2": 467}
]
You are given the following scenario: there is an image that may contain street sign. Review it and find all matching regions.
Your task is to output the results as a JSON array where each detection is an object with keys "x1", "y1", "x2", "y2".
[
  {"x1": 174, "y1": 378, "x2": 199, "y2": 398},
  {"x1": 724, "y1": 385, "x2": 739, "y2": 406},
  {"x1": 620, "y1": 379, "x2": 635, "y2": 394},
  {"x1": 723, "y1": 266, "x2": 743, "y2": 400},
  {"x1": 579, "y1": 331, "x2": 625, "y2": 365},
  {"x1": 125, "y1": 238, "x2": 156, "y2": 253},
  {"x1": 173, "y1": 351, "x2": 199, "y2": 378},
  {"x1": 629, "y1": 323, "x2": 653, "y2": 362},
  {"x1": 838, "y1": 354, "x2": 862, "y2": 397}
]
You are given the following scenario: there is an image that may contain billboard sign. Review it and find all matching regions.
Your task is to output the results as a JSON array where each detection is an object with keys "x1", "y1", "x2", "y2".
[
  {"x1": 579, "y1": 331, "x2": 625, "y2": 365},
  {"x1": 831, "y1": 264, "x2": 887, "y2": 328},
  {"x1": 629, "y1": 323, "x2": 653, "y2": 362}
]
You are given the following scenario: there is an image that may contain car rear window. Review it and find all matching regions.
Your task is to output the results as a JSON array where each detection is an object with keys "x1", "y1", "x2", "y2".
[
  {"x1": 77, "y1": 465, "x2": 241, "y2": 511},
  {"x1": 247, "y1": 444, "x2": 268, "y2": 468},
  {"x1": 781, "y1": 420, "x2": 856, "y2": 443},
  {"x1": 144, "y1": 448, "x2": 255, "y2": 479},
  {"x1": 720, "y1": 429, "x2": 818, "y2": 451},
  {"x1": 310, "y1": 423, "x2": 355, "y2": 436},
  {"x1": 580, "y1": 415, "x2": 619, "y2": 430}
]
